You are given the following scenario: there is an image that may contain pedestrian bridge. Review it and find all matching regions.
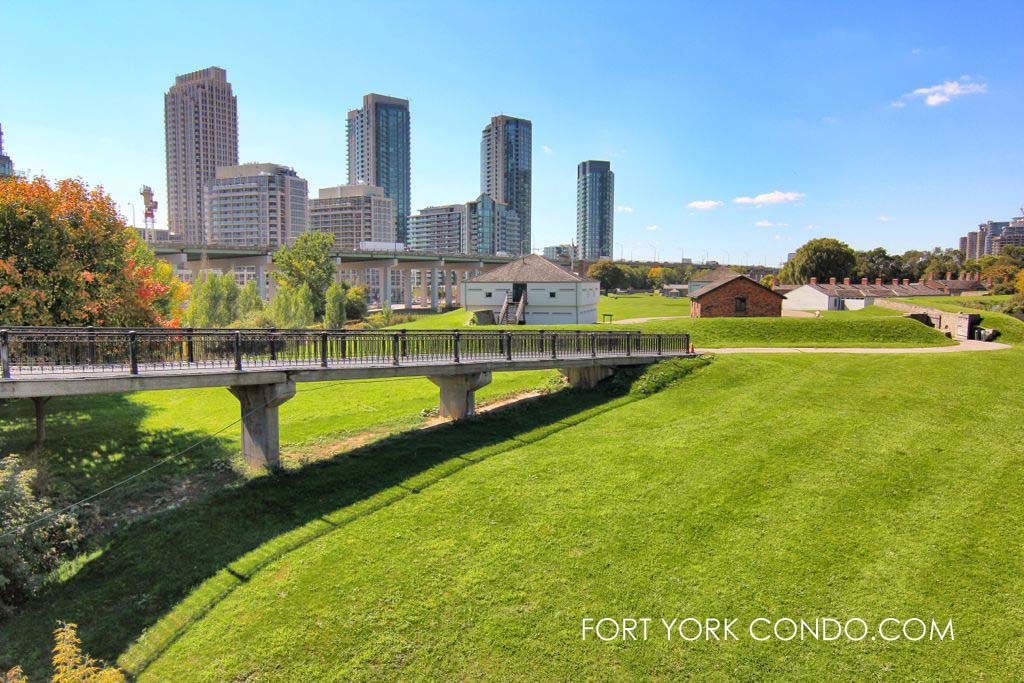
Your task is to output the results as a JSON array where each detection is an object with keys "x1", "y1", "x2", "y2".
[{"x1": 0, "y1": 327, "x2": 693, "y2": 469}]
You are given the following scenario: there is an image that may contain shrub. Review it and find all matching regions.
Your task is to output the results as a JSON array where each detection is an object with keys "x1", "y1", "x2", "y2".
[
  {"x1": 324, "y1": 282, "x2": 347, "y2": 329},
  {"x1": 3, "y1": 622, "x2": 126, "y2": 682},
  {"x1": 0, "y1": 456, "x2": 80, "y2": 614},
  {"x1": 345, "y1": 285, "x2": 369, "y2": 320}
]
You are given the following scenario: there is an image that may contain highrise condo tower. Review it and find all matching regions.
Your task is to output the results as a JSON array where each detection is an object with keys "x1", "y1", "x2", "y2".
[
  {"x1": 0, "y1": 123, "x2": 13, "y2": 177},
  {"x1": 347, "y1": 93, "x2": 411, "y2": 243},
  {"x1": 481, "y1": 115, "x2": 532, "y2": 255},
  {"x1": 576, "y1": 160, "x2": 614, "y2": 260},
  {"x1": 164, "y1": 67, "x2": 238, "y2": 243}
]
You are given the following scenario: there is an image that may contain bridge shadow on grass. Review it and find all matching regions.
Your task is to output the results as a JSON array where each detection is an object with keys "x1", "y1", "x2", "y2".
[
  {"x1": 0, "y1": 381, "x2": 637, "y2": 679},
  {"x1": 0, "y1": 394, "x2": 240, "y2": 513}
]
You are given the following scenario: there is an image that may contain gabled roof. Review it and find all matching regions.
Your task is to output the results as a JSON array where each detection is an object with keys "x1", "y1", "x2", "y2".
[
  {"x1": 690, "y1": 266, "x2": 742, "y2": 284},
  {"x1": 926, "y1": 279, "x2": 989, "y2": 293},
  {"x1": 799, "y1": 282, "x2": 938, "y2": 298},
  {"x1": 464, "y1": 254, "x2": 594, "y2": 283},
  {"x1": 691, "y1": 273, "x2": 784, "y2": 300}
]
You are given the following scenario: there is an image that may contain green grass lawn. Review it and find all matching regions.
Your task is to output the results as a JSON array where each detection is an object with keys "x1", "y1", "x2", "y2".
[
  {"x1": 818, "y1": 304, "x2": 904, "y2": 318},
  {"x1": 95, "y1": 333, "x2": 1021, "y2": 680},
  {"x1": 0, "y1": 310, "x2": 1006, "y2": 678},
  {"x1": 396, "y1": 309, "x2": 954, "y2": 348},
  {"x1": 598, "y1": 293, "x2": 691, "y2": 320}
]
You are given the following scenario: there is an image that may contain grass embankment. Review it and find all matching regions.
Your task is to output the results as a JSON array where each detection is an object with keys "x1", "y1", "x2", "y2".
[
  {"x1": 892, "y1": 297, "x2": 1024, "y2": 345},
  {"x1": 818, "y1": 305, "x2": 903, "y2": 318},
  {"x1": 598, "y1": 293, "x2": 691, "y2": 320},
  {"x1": 115, "y1": 329, "x2": 1023, "y2": 680},
  {"x1": 397, "y1": 309, "x2": 954, "y2": 348}
]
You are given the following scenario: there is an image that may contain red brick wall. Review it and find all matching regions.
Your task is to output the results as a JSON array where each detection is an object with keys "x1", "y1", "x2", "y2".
[{"x1": 691, "y1": 278, "x2": 782, "y2": 318}]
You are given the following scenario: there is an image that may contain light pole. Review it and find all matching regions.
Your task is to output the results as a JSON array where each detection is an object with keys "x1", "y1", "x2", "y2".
[
  {"x1": 649, "y1": 242, "x2": 659, "y2": 263},
  {"x1": 616, "y1": 242, "x2": 624, "y2": 261},
  {"x1": 127, "y1": 202, "x2": 136, "y2": 230}
]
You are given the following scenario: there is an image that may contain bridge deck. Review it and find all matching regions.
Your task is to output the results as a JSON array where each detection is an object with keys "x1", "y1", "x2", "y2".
[{"x1": 0, "y1": 328, "x2": 693, "y2": 398}]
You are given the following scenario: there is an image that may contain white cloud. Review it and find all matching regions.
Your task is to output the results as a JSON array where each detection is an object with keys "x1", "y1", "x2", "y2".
[
  {"x1": 686, "y1": 200, "x2": 722, "y2": 210},
  {"x1": 911, "y1": 47, "x2": 922, "y2": 56},
  {"x1": 615, "y1": 205, "x2": 635, "y2": 213},
  {"x1": 755, "y1": 220, "x2": 775, "y2": 228},
  {"x1": 878, "y1": 214, "x2": 895, "y2": 222},
  {"x1": 733, "y1": 190, "x2": 805, "y2": 206},
  {"x1": 894, "y1": 75, "x2": 987, "y2": 107},
  {"x1": 541, "y1": 145, "x2": 553, "y2": 154},
  {"x1": 645, "y1": 224, "x2": 659, "y2": 232}
]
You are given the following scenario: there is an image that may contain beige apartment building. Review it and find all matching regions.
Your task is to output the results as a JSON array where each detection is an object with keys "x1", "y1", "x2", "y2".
[
  {"x1": 309, "y1": 185, "x2": 395, "y2": 250},
  {"x1": 165, "y1": 67, "x2": 238, "y2": 243},
  {"x1": 204, "y1": 163, "x2": 308, "y2": 247}
]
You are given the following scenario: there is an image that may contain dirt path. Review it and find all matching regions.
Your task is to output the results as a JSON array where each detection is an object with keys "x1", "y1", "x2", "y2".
[{"x1": 696, "y1": 340, "x2": 1011, "y2": 354}]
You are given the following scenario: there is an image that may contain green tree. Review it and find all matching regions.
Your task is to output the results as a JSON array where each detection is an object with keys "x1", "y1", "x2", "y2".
[
  {"x1": 269, "y1": 287, "x2": 295, "y2": 327},
  {"x1": 345, "y1": 284, "x2": 369, "y2": 320},
  {"x1": 324, "y1": 282, "x2": 348, "y2": 329},
  {"x1": 271, "y1": 232, "x2": 335, "y2": 317},
  {"x1": 186, "y1": 273, "x2": 239, "y2": 328},
  {"x1": 237, "y1": 280, "x2": 264, "y2": 321},
  {"x1": 587, "y1": 260, "x2": 629, "y2": 291},
  {"x1": 292, "y1": 283, "x2": 316, "y2": 328},
  {"x1": 779, "y1": 238, "x2": 857, "y2": 284}
]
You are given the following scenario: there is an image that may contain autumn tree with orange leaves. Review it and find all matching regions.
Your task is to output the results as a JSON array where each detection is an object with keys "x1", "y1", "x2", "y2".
[{"x1": 0, "y1": 176, "x2": 187, "y2": 326}]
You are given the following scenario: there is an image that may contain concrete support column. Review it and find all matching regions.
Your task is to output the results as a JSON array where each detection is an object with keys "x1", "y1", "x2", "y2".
[
  {"x1": 405, "y1": 269, "x2": 415, "y2": 310},
  {"x1": 431, "y1": 268, "x2": 439, "y2": 312},
  {"x1": 31, "y1": 396, "x2": 50, "y2": 451},
  {"x1": 228, "y1": 381, "x2": 297, "y2": 470},
  {"x1": 561, "y1": 365, "x2": 615, "y2": 389},
  {"x1": 445, "y1": 270, "x2": 454, "y2": 309},
  {"x1": 429, "y1": 372, "x2": 492, "y2": 420},
  {"x1": 382, "y1": 265, "x2": 392, "y2": 307}
]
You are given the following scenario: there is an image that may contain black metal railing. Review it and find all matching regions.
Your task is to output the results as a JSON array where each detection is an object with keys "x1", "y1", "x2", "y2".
[{"x1": 0, "y1": 327, "x2": 692, "y2": 379}]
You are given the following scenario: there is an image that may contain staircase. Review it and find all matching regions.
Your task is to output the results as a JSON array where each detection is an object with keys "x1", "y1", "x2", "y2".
[
  {"x1": 510, "y1": 293, "x2": 527, "y2": 325},
  {"x1": 497, "y1": 292, "x2": 527, "y2": 325},
  {"x1": 498, "y1": 294, "x2": 511, "y2": 325}
]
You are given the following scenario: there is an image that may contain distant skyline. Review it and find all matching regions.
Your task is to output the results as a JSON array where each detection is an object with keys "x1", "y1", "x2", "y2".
[{"x1": 1, "y1": 1, "x2": 1022, "y2": 265}]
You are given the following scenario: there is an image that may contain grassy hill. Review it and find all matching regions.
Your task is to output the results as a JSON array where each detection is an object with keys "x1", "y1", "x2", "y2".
[
  {"x1": 118, "y1": 340, "x2": 1023, "y2": 680},
  {"x1": 397, "y1": 309, "x2": 954, "y2": 348},
  {"x1": 0, "y1": 301, "x2": 1011, "y2": 679}
]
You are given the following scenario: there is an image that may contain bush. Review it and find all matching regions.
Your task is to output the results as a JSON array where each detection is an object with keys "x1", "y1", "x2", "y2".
[
  {"x1": 324, "y1": 282, "x2": 347, "y2": 329},
  {"x1": 0, "y1": 456, "x2": 80, "y2": 614},
  {"x1": 4, "y1": 622, "x2": 126, "y2": 682},
  {"x1": 345, "y1": 285, "x2": 369, "y2": 320}
]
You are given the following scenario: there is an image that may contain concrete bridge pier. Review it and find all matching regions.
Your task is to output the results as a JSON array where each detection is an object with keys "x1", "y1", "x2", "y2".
[
  {"x1": 429, "y1": 372, "x2": 492, "y2": 420},
  {"x1": 228, "y1": 381, "x2": 296, "y2": 470},
  {"x1": 561, "y1": 366, "x2": 615, "y2": 389}
]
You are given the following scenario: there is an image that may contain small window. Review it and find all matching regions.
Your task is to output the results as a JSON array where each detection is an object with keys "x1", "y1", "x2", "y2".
[
  {"x1": 549, "y1": 291, "x2": 556, "y2": 298},
  {"x1": 485, "y1": 292, "x2": 493, "y2": 298},
  {"x1": 735, "y1": 297, "x2": 747, "y2": 314}
]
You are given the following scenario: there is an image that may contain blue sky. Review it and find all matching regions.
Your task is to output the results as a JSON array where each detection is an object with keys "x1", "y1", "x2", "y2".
[{"x1": 2, "y1": 1, "x2": 1022, "y2": 265}]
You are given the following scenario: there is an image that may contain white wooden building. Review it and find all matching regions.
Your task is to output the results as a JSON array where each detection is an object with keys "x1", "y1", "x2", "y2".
[{"x1": 462, "y1": 254, "x2": 599, "y2": 324}]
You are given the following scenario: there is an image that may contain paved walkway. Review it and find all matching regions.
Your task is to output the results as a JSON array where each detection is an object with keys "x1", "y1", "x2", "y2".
[
  {"x1": 612, "y1": 316, "x2": 689, "y2": 324},
  {"x1": 696, "y1": 340, "x2": 1011, "y2": 354}
]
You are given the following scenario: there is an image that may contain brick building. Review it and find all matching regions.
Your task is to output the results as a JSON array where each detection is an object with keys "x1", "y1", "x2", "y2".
[{"x1": 689, "y1": 272, "x2": 783, "y2": 318}]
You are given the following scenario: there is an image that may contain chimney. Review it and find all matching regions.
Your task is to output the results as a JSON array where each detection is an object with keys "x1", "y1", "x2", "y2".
[
  {"x1": 875, "y1": 278, "x2": 882, "y2": 285},
  {"x1": 829, "y1": 277, "x2": 837, "y2": 285},
  {"x1": 902, "y1": 278, "x2": 909, "y2": 286},
  {"x1": 957, "y1": 272, "x2": 964, "y2": 281},
  {"x1": 985, "y1": 277, "x2": 993, "y2": 287},
  {"x1": 861, "y1": 278, "x2": 868, "y2": 285},
  {"x1": 810, "y1": 277, "x2": 818, "y2": 285},
  {"x1": 891, "y1": 278, "x2": 900, "y2": 286},
  {"x1": 843, "y1": 277, "x2": 851, "y2": 285},
  {"x1": 946, "y1": 271, "x2": 953, "y2": 281}
]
